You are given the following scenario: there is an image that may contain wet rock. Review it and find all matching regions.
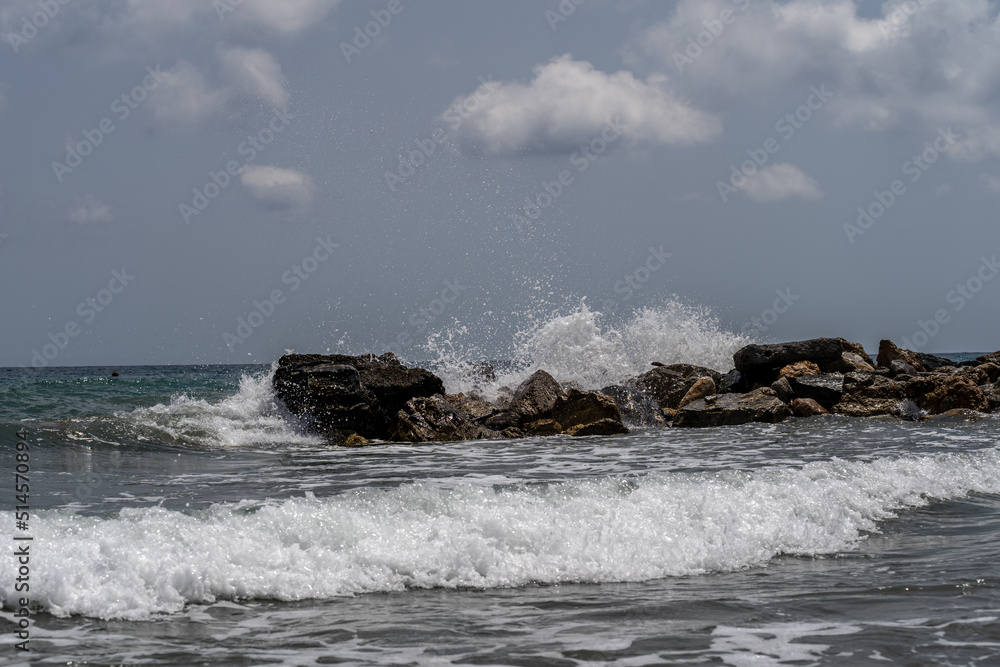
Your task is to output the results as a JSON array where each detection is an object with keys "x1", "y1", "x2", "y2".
[
  {"x1": 566, "y1": 418, "x2": 630, "y2": 437},
  {"x1": 898, "y1": 399, "x2": 923, "y2": 421},
  {"x1": 889, "y1": 359, "x2": 918, "y2": 379},
  {"x1": 393, "y1": 395, "x2": 502, "y2": 442},
  {"x1": 343, "y1": 433, "x2": 370, "y2": 447},
  {"x1": 778, "y1": 360, "x2": 821, "y2": 380},
  {"x1": 673, "y1": 387, "x2": 792, "y2": 428},
  {"x1": 552, "y1": 388, "x2": 628, "y2": 434},
  {"x1": 791, "y1": 398, "x2": 829, "y2": 417},
  {"x1": 481, "y1": 370, "x2": 563, "y2": 429},
  {"x1": 718, "y1": 369, "x2": 749, "y2": 394},
  {"x1": 787, "y1": 373, "x2": 844, "y2": 410},
  {"x1": 634, "y1": 364, "x2": 721, "y2": 409},
  {"x1": 982, "y1": 384, "x2": 1000, "y2": 412},
  {"x1": 977, "y1": 363, "x2": 1000, "y2": 383},
  {"x1": 770, "y1": 377, "x2": 794, "y2": 403},
  {"x1": 678, "y1": 377, "x2": 716, "y2": 408},
  {"x1": 524, "y1": 419, "x2": 563, "y2": 436},
  {"x1": 976, "y1": 351, "x2": 1000, "y2": 366},
  {"x1": 734, "y1": 338, "x2": 843, "y2": 387},
  {"x1": 836, "y1": 338, "x2": 876, "y2": 367},
  {"x1": 876, "y1": 340, "x2": 925, "y2": 372},
  {"x1": 599, "y1": 385, "x2": 666, "y2": 426},
  {"x1": 904, "y1": 375, "x2": 988, "y2": 414},
  {"x1": 915, "y1": 352, "x2": 957, "y2": 372},
  {"x1": 922, "y1": 408, "x2": 984, "y2": 422},
  {"x1": 445, "y1": 392, "x2": 495, "y2": 421},
  {"x1": 825, "y1": 351, "x2": 876, "y2": 373},
  {"x1": 833, "y1": 371, "x2": 907, "y2": 418}
]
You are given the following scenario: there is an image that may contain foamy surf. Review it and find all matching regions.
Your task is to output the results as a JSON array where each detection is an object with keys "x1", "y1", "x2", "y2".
[{"x1": 5, "y1": 449, "x2": 998, "y2": 620}]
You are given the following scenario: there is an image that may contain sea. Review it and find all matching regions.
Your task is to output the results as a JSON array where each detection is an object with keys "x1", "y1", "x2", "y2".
[{"x1": 1, "y1": 304, "x2": 998, "y2": 666}]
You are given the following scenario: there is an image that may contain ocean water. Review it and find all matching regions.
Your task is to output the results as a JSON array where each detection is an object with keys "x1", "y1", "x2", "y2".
[{"x1": 1, "y1": 305, "x2": 999, "y2": 666}]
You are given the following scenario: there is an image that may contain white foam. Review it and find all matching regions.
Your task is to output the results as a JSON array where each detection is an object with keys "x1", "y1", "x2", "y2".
[
  {"x1": 3, "y1": 449, "x2": 999, "y2": 620},
  {"x1": 119, "y1": 363, "x2": 321, "y2": 448}
]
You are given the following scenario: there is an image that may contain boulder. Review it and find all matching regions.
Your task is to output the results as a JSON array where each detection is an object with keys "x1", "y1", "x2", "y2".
[
  {"x1": 634, "y1": 364, "x2": 722, "y2": 409},
  {"x1": 481, "y1": 370, "x2": 563, "y2": 429},
  {"x1": 778, "y1": 360, "x2": 821, "y2": 380},
  {"x1": 273, "y1": 361, "x2": 373, "y2": 437},
  {"x1": 673, "y1": 387, "x2": 792, "y2": 428},
  {"x1": 677, "y1": 377, "x2": 716, "y2": 408},
  {"x1": 733, "y1": 338, "x2": 844, "y2": 387},
  {"x1": 915, "y1": 352, "x2": 957, "y2": 372},
  {"x1": 828, "y1": 351, "x2": 876, "y2": 373},
  {"x1": 552, "y1": 388, "x2": 629, "y2": 434},
  {"x1": 770, "y1": 377, "x2": 794, "y2": 403},
  {"x1": 718, "y1": 369, "x2": 749, "y2": 394},
  {"x1": 445, "y1": 392, "x2": 495, "y2": 421},
  {"x1": 836, "y1": 338, "x2": 876, "y2": 367},
  {"x1": 889, "y1": 359, "x2": 918, "y2": 378},
  {"x1": 975, "y1": 351, "x2": 1000, "y2": 366},
  {"x1": 787, "y1": 374, "x2": 844, "y2": 410},
  {"x1": 393, "y1": 395, "x2": 502, "y2": 442},
  {"x1": 833, "y1": 371, "x2": 907, "y2": 418},
  {"x1": 524, "y1": 419, "x2": 563, "y2": 436},
  {"x1": 952, "y1": 366, "x2": 989, "y2": 386},
  {"x1": 343, "y1": 433, "x2": 370, "y2": 447},
  {"x1": 791, "y1": 398, "x2": 829, "y2": 417},
  {"x1": 599, "y1": 385, "x2": 666, "y2": 426},
  {"x1": 978, "y1": 362, "x2": 1000, "y2": 383},
  {"x1": 876, "y1": 340, "x2": 925, "y2": 372},
  {"x1": 566, "y1": 418, "x2": 630, "y2": 437},
  {"x1": 904, "y1": 375, "x2": 988, "y2": 414},
  {"x1": 983, "y1": 384, "x2": 1000, "y2": 412}
]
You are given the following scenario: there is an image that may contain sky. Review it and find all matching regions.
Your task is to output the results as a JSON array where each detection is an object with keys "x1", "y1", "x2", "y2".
[{"x1": 1, "y1": 0, "x2": 999, "y2": 367}]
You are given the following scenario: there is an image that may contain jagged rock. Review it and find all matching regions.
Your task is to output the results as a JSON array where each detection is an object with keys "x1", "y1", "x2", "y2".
[
  {"x1": 734, "y1": 338, "x2": 843, "y2": 387},
  {"x1": 673, "y1": 387, "x2": 792, "y2": 428},
  {"x1": 791, "y1": 398, "x2": 829, "y2": 417},
  {"x1": 343, "y1": 433, "x2": 370, "y2": 447},
  {"x1": 552, "y1": 388, "x2": 628, "y2": 433},
  {"x1": 826, "y1": 351, "x2": 876, "y2": 373},
  {"x1": 393, "y1": 395, "x2": 502, "y2": 442},
  {"x1": 524, "y1": 419, "x2": 563, "y2": 436},
  {"x1": 923, "y1": 408, "x2": 984, "y2": 422},
  {"x1": 500, "y1": 427, "x2": 523, "y2": 439},
  {"x1": 599, "y1": 385, "x2": 666, "y2": 426},
  {"x1": 982, "y1": 384, "x2": 1000, "y2": 411},
  {"x1": 445, "y1": 392, "x2": 495, "y2": 421},
  {"x1": 976, "y1": 351, "x2": 1000, "y2": 366},
  {"x1": 876, "y1": 340, "x2": 925, "y2": 372},
  {"x1": 788, "y1": 374, "x2": 844, "y2": 410},
  {"x1": 481, "y1": 370, "x2": 563, "y2": 429},
  {"x1": 678, "y1": 377, "x2": 716, "y2": 408},
  {"x1": 899, "y1": 399, "x2": 923, "y2": 421},
  {"x1": 952, "y1": 366, "x2": 989, "y2": 386},
  {"x1": 904, "y1": 375, "x2": 988, "y2": 414},
  {"x1": 837, "y1": 338, "x2": 876, "y2": 367},
  {"x1": 718, "y1": 369, "x2": 749, "y2": 393},
  {"x1": 889, "y1": 359, "x2": 918, "y2": 378},
  {"x1": 977, "y1": 363, "x2": 1000, "y2": 383},
  {"x1": 915, "y1": 352, "x2": 956, "y2": 372},
  {"x1": 778, "y1": 360, "x2": 821, "y2": 380},
  {"x1": 634, "y1": 364, "x2": 721, "y2": 409},
  {"x1": 566, "y1": 418, "x2": 629, "y2": 437},
  {"x1": 833, "y1": 371, "x2": 907, "y2": 417},
  {"x1": 770, "y1": 377, "x2": 794, "y2": 403}
]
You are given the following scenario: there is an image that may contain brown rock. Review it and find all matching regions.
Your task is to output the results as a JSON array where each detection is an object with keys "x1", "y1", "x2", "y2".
[
  {"x1": 343, "y1": 433, "x2": 370, "y2": 447},
  {"x1": 673, "y1": 387, "x2": 792, "y2": 428},
  {"x1": 923, "y1": 408, "x2": 983, "y2": 422},
  {"x1": 770, "y1": 377, "x2": 794, "y2": 403},
  {"x1": 904, "y1": 375, "x2": 988, "y2": 414},
  {"x1": 678, "y1": 377, "x2": 716, "y2": 408},
  {"x1": 978, "y1": 362, "x2": 1000, "y2": 383},
  {"x1": 975, "y1": 351, "x2": 1000, "y2": 366},
  {"x1": 837, "y1": 338, "x2": 876, "y2": 367},
  {"x1": 634, "y1": 364, "x2": 721, "y2": 409},
  {"x1": 566, "y1": 418, "x2": 630, "y2": 437},
  {"x1": 508, "y1": 370, "x2": 563, "y2": 423},
  {"x1": 445, "y1": 392, "x2": 495, "y2": 420},
  {"x1": 393, "y1": 396, "x2": 502, "y2": 442},
  {"x1": 982, "y1": 384, "x2": 1000, "y2": 412},
  {"x1": 778, "y1": 360, "x2": 821, "y2": 380},
  {"x1": 833, "y1": 371, "x2": 907, "y2": 417},
  {"x1": 825, "y1": 351, "x2": 876, "y2": 373},
  {"x1": 791, "y1": 398, "x2": 829, "y2": 417},
  {"x1": 876, "y1": 340, "x2": 925, "y2": 372},
  {"x1": 524, "y1": 419, "x2": 563, "y2": 436},
  {"x1": 552, "y1": 388, "x2": 628, "y2": 432}
]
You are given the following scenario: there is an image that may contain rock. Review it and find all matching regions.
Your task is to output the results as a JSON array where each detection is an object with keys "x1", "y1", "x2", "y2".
[
  {"x1": 982, "y1": 384, "x2": 1000, "y2": 411},
  {"x1": 904, "y1": 375, "x2": 988, "y2": 414},
  {"x1": 978, "y1": 363, "x2": 1000, "y2": 383},
  {"x1": 718, "y1": 369, "x2": 748, "y2": 393},
  {"x1": 791, "y1": 398, "x2": 829, "y2": 417},
  {"x1": 876, "y1": 340, "x2": 925, "y2": 372},
  {"x1": 634, "y1": 364, "x2": 721, "y2": 409},
  {"x1": 599, "y1": 385, "x2": 666, "y2": 426},
  {"x1": 915, "y1": 352, "x2": 957, "y2": 372},
  {"x1": 889, "y1": 359, "x2": 918, "y2": 378},
  {"x1": 393, "y1": 396, "x2": 502, "y2": 442},
  {"x1": 836, "y1": 338, "x2": 876, "y2": 367},
  {"x1": 673, "y1": 387, "x2": 792, "y2": 428},
  {"x1": 566, "y1": 418, "x2": 630, "y2": 437},
  {"x1": 770, "y1": 377, "x2": 794, "y2": 403},
  {"x1": 833, "y1": 371, "x2": 907, "y2": 418},
  {"x1": 975, "y1": 351, "x2": 1000, "y2": 366},
  {"x1": 922, "y1": 408, "x2": 983, "y2": 422},
  {"x1": 898, "y1": 399, "x2": 922, "y2": 421},
  {"x1": 733, "y1": 338, "x2": 844, "y2": 387},
  {"x1": 524, "y1": 419, "x2": 563, "y2": 436},
  {"x1": 500, "y1": 427, "x2": 523, "y2": 439},
  {"x1": 678, "y1": 377, "x2": 716, "y2": 408},
  {"x1": 952, "y1": 366, "x2": 989, "y2": 386},
  {"x1": 832, "y1": 352, "x2": 876, "y2": 373},
  {"x1": 445, "y1": 392, "x2": 495, "y2": 421},
  {"x1": 778, "y1": 360, "x2": 821, "y2": 380},
  {"x1": 343, "y1": 433, "x2": 370, "y2": 447},
  {"x1": 787, "y1": 373, "x2": 844, "y2": 410},
  {"x1": 552, "y1": 388, "x2": 628, "y2": 433},
  {"x1": 480, "y1": 370, "x2": 564, "y2": 429}
]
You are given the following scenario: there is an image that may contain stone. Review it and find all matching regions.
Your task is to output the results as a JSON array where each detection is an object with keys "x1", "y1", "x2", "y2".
[
  {"x1": 952, "y1": 366, "x2": 989, "y2": 386},
  {"x1": 552, "y1": 388, "x2": 628, "y2": 433},
  {"x1": 508, "y1": 370, "x2": 563, "y2": 424},
  {"x1": 524, "y1": 419, "x2": 563, "y2": 436},
  {"x1": 672, "y1": 387, "x2": 792, "y2": 428},
  {"x1": 718, "y1": 369, "x2": 749, "y2": 394},
  {"x1": 393, "y1": 395, "x2": 502, "y2": 442},
  {"x1": 834, "y1": 352, "x2": 876, "y2": 373},
  {"x1": 876, "y1": 340, "x2": 925, "y2": 372},
  {"x1": 770, "y1": 377, "x2": 794, "y2": 403},
  {"x1": 923, "y1": 409, "x2": 983, "y2": 422},
  {"x1": 915, "y1": 352, "x2": 956, "y2": 372},
  {"x1": 566, "y1": 418, "x2": 630, "y2": 437},
  {"x1": 978, "y1": 363, "x2": 1000, "y2": 383},
  {"x1": 791, "y1": 398, "x2": 829, "y2": 417},
  {"x1": 634, "y1": 364, "x2": 722, "y2": 409},
  {"x1": 599, "y1": 385, "x2": 666, "y2": 426},
  {"x1": 904, "y1": 375, "x2": 988, "y2": 414},
  {"x1": 343, "y1": 433, "x2": 370, "y2": 447},
  {"x1": 445, "y1": 392, "x2": 495, "y2": 421},
  {"x1": 983, "y1": 384, "x2": 1000, "y2": 412},
  {"x1": 778, "y1": 360, "x2": 821, "y2": 380},
  {"x1": 975, "y1": 351, "x2": 1000, "y2": 366},
  {"x1": 889, "y1": 359, "x2": 918, "y2": 378},
  {"x1": 677, "y1": 377, "x2": 716, "y2": 408},
  {"x1": 836, "y1": 338, "x2": 876, "y2": 367},
  {"x1": 787, "y1": 373, "x2": 844, "y2": 410},
  {"x1": 734, "y1": 338, "x2": 844, "y2": 386},
  {"x1": 833, "y1": 371, "x2": 907, "y2": 418}
]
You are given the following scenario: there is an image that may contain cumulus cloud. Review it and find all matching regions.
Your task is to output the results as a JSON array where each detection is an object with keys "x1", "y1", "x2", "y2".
[
  {"x1": 240, "y1": 165, "x2": 314, "y2": 210},
  {"x1": 445, "y1": 55, "x2": 721, "y2": 156},
  {"x1": 149, "y1": 61, "x2": 228, "y2": 124},
  {"x1": 220, "y1": 46, "x2": 289, "y2": 109},
  {"x1": 630, "y1": 0, "x2": 1000, "y2": 157},
  {"x1": 741, "y1": 163, "x2": 824, "y2": 204},
  {"x1": 66, "y1": 194, "x2": 113, "y2": 224}
]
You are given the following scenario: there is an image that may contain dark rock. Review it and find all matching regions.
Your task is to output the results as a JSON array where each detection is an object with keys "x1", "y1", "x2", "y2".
[
  {"x1": 952, "y1": 366, "x2": 989, "y2": 386},
  {"x1": 343, "y1": 433, "x2": 370, "y2": 447},
  {"x1": 898, "y1": 399, "x2": 922, "y2": 421},
  {"x1": 524, "y1": 419, "x2": 563, "y2": 436},
  {"x1": 445, "y1": 392, "x2": 495, "y2": 421},
  {"x1": 787, "y1": 374, "x2": 843, "y2": 409},
  {"x1": 876, "y1": 340, "x2": 925, "y2": 372},
  {"x1": 599, "y1": 385, "x2": 666, "y2": 426},
  {"x1": 915, "y1": 352, "x2": 956, "y2": 372},
  {"x1": 889, "y1": 359, "x2": 918, "y2": 378},
  {"x1": 923, "y1": 408, "x2": 984, "y2": 422},
  {"x1": 393, "y1": 396, "x2": 502, "y2": 442},
  {"x1": 770, "y1": 377, "x2": 794, "y2": 403},
  {"x1": 552, "y1": 388, "x2": 628, "y2": 433},
  {"x1": 904, "y1": 375, "x2": 988, "y2": 414},
  {"x1": 566, "y1": 418, "x2": 630, "y2": 437},
  {"x1": 509, "y1": 370, "x2": 563, "y2": 424},
  {"x1": 833, "y1": 371, "x2": 907, "y2": 418},
  {"x1": 791, "y1": 397, "x2": 829, "y2": 417},
  {"x1": 634, "y1": 364, "x2": 721, "y2": 409},
  {"x1": 734, "y1": 338, "x2": 843, "y2": 386},
  {"x1": 825, "y1": 351, "x2": 876, "y2": 373},
  {"x1": 678, "y1": 377, "x2": 716, "y2": 408},
  {"x1": 673, "y1": 387, "x2": 792, "y2": 428},
  {"x1": 718, "y1": 369, "x2": 749, "y2": 393},
  {"x1": 975, "y1": 351, "x2": 1000, "y2": 366},
  {"x1": 836, "y1": 338, "x2": 876, "y2": 367},
  {"x1": 982, "y1": 384, "x2": 1000, "y2": 411},
  {"x1": 977, "y1": 363, "x2": 1000, "y2": 383}
]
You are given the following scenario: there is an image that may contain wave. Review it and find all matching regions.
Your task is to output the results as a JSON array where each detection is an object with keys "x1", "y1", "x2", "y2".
[{"x1": 5, "y1": 449, "x2": 998, "y2": 620}]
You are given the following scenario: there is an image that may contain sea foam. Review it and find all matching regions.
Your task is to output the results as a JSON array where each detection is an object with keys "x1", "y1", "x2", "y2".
[{"x1": 4, "y1": 449, "x2": 998, "y2": 620}]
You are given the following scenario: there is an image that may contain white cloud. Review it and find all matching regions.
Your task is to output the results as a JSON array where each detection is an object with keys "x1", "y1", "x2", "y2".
[
  {"x1": 233, "y1": 0, "x2": 342, "y2": 35},
  {"x1": 66, "y1": 195, "x2": 113, "y2": 224},
  {"x1": 220, "y1": 47, "x2": 289, "y2": 109},
  {"x1": 446, "y1": 54, "x2": 721, "y2": 156},
  {"x1": 741, "y1": 163, "x2": 824, "y2": 204},
  {"x1": 240, "y1": 165, "x2": 314, "y2": 210},
  {"x1": 149, "y1": 61, "x2": 228, "y2": 124}
]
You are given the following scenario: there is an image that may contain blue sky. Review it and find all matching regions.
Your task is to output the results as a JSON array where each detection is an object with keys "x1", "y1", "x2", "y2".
[{"x1": 2, "y1": 0, "x2": 999, "y2": 367}]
